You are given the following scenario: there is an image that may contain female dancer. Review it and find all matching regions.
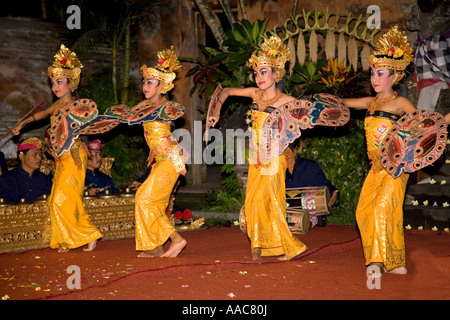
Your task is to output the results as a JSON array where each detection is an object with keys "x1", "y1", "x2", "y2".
[
  {"x1": 343, "y1": 26, "x2": 450, "y2": 276},
  {"x1": 12, "y1": 44, "x2": 101, "y2": 252},
  {"x1": 208, "y1": 36, "x2": 307, "y2": 260},
  {"x1": 131, "y1": 47, "x2": 187, "y2": 258}
]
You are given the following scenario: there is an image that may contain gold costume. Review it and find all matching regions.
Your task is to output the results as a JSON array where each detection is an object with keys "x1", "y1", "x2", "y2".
[
  {"x1": 356, "y1": 110, "x2": 408, "y2": 270},
  {"x1": 245, "y1": 110, "x2": 307, "y2": 260},
  {"x1": 48, "y1": 101, "x2": 102, "y2": 250},
  {"x1": 134, "y1": 121, "x2": 184, "y2": 251}
]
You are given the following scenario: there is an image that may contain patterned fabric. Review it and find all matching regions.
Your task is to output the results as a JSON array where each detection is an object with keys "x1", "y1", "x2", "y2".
[
  {"x1": 143, "y1": 121, "x2": 186, "y2": 175},
  {"x1": 48, "y1": 100, "x2": 102, "y2": 249},
  {"x1": 134, "y1": 158, "x2": 179, "y2": 251},
  {"x1": 245, "y1": 110, "x2": 307, "y2": 260},
  {"x1": 357, "y1": 112, "x2": 407, "y2": 270},
  {"x1": 414, "y1": 32, "x2": 450, "y2": 90},
  {"x1": 48, "y1": 138, "x2": 102, "y2": 250}
]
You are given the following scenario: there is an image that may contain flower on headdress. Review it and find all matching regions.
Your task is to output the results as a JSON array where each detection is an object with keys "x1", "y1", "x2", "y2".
[
  {"x1": 394, "y1": 48, "x2": 403, "y2": 58},
  {"x1": 158, "y1": 58, "x2": 169, "y2": 69},
  {"x1": 387, "y1": 47, "x2": 395, "y2": 56},
  {"x1": 266, "y1": 49, "x2": 278, "y2": 57},
  {"x1": 423, "y1": 200, "x2": 428, "y2": 206}
]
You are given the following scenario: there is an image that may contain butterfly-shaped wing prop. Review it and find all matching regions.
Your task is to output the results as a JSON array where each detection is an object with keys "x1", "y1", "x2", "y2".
[
  {"x1": 309, "y1": 93, "x2": 350, "y2": 127},
  {"x1": 260, "y1": 94, "x2": 350, "y2": 162},
  {"x1": 120, "y1": 100, "x2": 185, "y2": 125},
  {"x1": 50, "y1": 99, "x2": 98, "y2": 157},
  {"x1": 76, "y1": 104, "x2": 130, "y2": 135},
  {"x1": 380, "y1": 110, "x2": 448, "y2": 178}
]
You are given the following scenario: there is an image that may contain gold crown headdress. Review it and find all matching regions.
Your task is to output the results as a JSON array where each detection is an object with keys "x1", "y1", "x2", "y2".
[
  {"x1": 47, "y1": 44, "x2": 83, "y2": 92},
  {"x1": 141, "y1": 46, "x2": 181, "y2": 94},
  {"x1": 369, "y1": 26, "x2": 413, "y2": 80},
  {"x1": 248, "y1": 36, "x2": 290, "y2": 81}
]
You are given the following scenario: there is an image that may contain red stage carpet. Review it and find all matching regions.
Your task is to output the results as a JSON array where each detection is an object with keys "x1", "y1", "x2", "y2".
[{"x1": 1, "y1": 225, "x2": 449, "y2": 301}]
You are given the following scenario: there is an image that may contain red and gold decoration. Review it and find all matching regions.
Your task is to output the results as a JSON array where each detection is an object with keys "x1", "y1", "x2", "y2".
[
  {"x1": 47, "y1": 44, "x2": 83, "y2": 92},
  {"x1": 140, "y1": 46, "x2": 181, "y2": 94}
]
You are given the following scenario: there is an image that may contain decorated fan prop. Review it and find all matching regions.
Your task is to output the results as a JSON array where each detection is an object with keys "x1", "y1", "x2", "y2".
[
  {"x1": 309, "y1": 93, "x2": 350, "y2": 126},
  {"x1": 205, "y1": 84, "x2": 223, "y2": 142},
  {"x1": 380, "y1": 110, "x2": 448, "y2": 178},
  {"x1": 121, "y1": 100, "x2": 185, "y2": 125},
  {"x1": 260, "y1": 94, "x2": 350, "y2": 162},
  {"x1": 77, "y1": 104, "x2": 130, "y2": 135},
  {"x1": 50, "y1": 99, "x2": 98, "y2": 157}
]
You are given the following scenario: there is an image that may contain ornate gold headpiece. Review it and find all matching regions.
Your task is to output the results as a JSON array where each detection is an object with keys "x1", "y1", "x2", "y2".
[
  {"x1": 141, "y1": 46, "x2": 181, "y2": 94},
  {"x1": 47, "y1": 44, "x2": 83, "y2": 92},
  {"x1": 369, "y1": 26, "x2": 414, "y2": 73},
  {"x1": 248, "y1": 36, "x2": 290, "y2": 81}
]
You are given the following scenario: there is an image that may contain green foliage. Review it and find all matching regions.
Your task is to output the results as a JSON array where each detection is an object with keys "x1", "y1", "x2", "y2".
[
  {"x1": 286, "y1": 60, "x2": 331, "y2": 98},
  {"x1": 181, "y1": 19, "x2": 269, "y2": 116},
  {"x1": 201, "y1": 188, "x2": 244, "y2": 213},
  {"x1": 217, "y1": 19, "x2": 269, "y2": 71}
]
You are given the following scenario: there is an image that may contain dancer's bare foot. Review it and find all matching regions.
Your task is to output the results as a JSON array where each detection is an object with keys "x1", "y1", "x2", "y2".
[
  {"x1": 366, "y1": 263, "x2": 407, "y2": 277},
  {"x1": 277, "y1": 255, "x2": 288, "y2": 261},
  {"x1": 252, "y1": 248, "x2": 262, "y2": 260},
  {"x1": 83, "y1": 240, "x2": 97, "y2": 252},
  {"x1": 160, "y1": 232, "x2": 186, "y2": 258},
  {"x1": 366, "y1": 262, "x2": 384, "y2": 278},
  {"x1": 58, "y1": 247, "x2": 70, "y2": 253},
  {"x1": 137, "y1": 246, "x2": 164, "y2": 258},
  {"x1": 385, "y1": 266, "x2": 407, "y2": 275}
]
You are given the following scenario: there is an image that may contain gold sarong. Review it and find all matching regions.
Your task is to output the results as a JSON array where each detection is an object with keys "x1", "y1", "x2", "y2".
[
  {"x1": 48, "y1": 139, "x2": 102, "y2": 249},
  {"x1": 134, "y1": 121, "x2": 181, "y2": 250},
  {"x1": 245, "y1": 111, "x2": 307, "y2": 260},
  {"x1": 356, "y1": 115, "x2": 408, "y2": 270}
]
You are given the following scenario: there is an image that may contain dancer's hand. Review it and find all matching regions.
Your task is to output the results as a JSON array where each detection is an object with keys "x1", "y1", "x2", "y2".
[
  {"x1": 11, "y1": 122, "x2": 24, "y2": 136},
  {"x1": 329, "y1": 190, "x2": 339, "y2": 207},
  {"x1": 208, "y1": 114, "x2": 220, "y2": 127}
]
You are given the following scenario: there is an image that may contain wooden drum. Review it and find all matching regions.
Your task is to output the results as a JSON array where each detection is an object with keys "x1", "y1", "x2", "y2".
[
  {"x1": 286, "y1": 209, "x2": 310, "y2": 234},
  {"x1": 239, "y1": 206, "x2": 310, "y2": 234},
  {"x1": 285, "y1": 186, "x2": 331, "y2": 216}
]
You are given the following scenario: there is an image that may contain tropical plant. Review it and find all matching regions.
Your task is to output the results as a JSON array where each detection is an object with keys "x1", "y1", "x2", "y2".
[
  {"x1": 60, "y1": 0, "x2": 160, "y2": 104},
  {"x1": 286, "y1": 60, "x2": 331, "y2": 98}
]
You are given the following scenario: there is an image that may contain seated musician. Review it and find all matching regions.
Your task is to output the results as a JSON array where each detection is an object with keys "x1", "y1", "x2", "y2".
[
  {"x1": 0, "y1": 151, "x2": 7, "y2": 176},
  {"x1": 0, "y1": 138, "x2": 53, "y2": 202},
  {"x1": 285, "y1": 138, "x2": 340, "y2": 208},
  {"x1": 85, "y1": 139, "x2": 119, "y2": 195}
]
